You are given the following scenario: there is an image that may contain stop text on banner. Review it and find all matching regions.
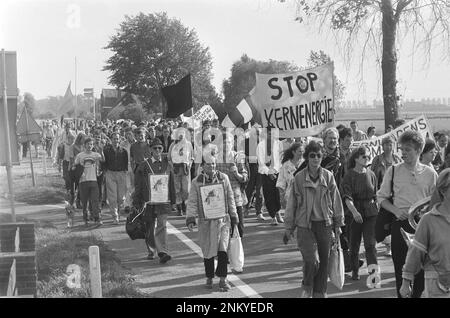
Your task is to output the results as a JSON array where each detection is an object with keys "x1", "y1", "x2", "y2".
[{"x1": 254, "y1": 63, "x2": 335, "y2": 138}]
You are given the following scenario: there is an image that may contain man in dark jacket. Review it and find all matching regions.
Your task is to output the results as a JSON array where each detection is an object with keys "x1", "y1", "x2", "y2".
[
  {"x1": 133, "y1": 138, "x2": 176, "y2": 264},
  {"x1": 103, "y1": 132, "x2": 128, "y2": 224}
]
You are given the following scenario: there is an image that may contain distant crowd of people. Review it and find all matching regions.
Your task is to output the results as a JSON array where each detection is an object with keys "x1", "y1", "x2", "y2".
[{"x1": 34, "y1": 115, "x2": 450, "y2": 297}]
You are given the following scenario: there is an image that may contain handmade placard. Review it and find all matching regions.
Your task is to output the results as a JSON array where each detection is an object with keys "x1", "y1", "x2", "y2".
[
  {"x1": 148, "y1": 174, "x2": 169, "y2": 204},
  {"x1": 199, "y1": 183, "x2": 226, "y2": 220}
]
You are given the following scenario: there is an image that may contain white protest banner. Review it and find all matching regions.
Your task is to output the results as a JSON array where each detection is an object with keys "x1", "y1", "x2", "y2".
[
  {"x1": 351, "y1": 115, "x2": 433, "y2": 162},
  {"x1": 192, "y1": 105, "x2": 218, "y2": 122},
  {"x1": 254, "y1": 63, "x2": 335, "y2": 138}
]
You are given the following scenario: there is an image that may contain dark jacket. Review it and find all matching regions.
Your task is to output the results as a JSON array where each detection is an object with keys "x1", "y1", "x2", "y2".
[
  {"x1": 158, "y1": 135, "x2": 173, "y2": 153},
  {"x1": 133, "y1": 157, "x2": 176, "y2": 221},
  {"x1": 103, "y1": 144, "x2": 128, "y2": 172}
]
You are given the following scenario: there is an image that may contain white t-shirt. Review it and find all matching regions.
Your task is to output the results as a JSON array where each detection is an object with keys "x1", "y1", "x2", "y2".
[{"x1": 75, "y1": 151, "x2": 102, "y2": 183}]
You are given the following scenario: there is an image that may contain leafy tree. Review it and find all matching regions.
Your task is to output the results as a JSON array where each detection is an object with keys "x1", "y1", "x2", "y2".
[
  {"x1": 281, "y1": 0, "x2": 450, "y2": 129},
  {"x1": 18, "y1": 92, "x2": 36, "y2": 116},
  {"x1": 307, "y1": 50, "x2": 346, "y2": 108},
  {"x1": 103, "y1": 12, "x2": 221, "y2": 114},
  {"x1": 222, "y1": 54, "x2": 299, "y2": 110}
]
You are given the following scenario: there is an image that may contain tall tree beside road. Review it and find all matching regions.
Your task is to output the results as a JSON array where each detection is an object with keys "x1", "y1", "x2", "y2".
[
  {"x1": 103, "y1": 12, "x2": 221, "y2": 114},
  {"x1": 281, "y1": 0, "x2": 450, "y2": 129}
]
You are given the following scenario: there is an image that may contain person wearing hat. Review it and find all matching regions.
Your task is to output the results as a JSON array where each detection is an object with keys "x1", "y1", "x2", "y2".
[
  {"x1": 133, "y1": 138, "x2": 176, "y2": 263},
  {"x1": 130, "y1": 127, "x2": 152, "y2": 175}
]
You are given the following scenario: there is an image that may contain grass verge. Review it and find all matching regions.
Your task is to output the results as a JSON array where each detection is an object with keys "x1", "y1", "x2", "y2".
[
  {"x1": 0, "y1": 213, "x2": 149, "y2": 298},
  {"x1": 1, "y1": 172, "x2": 66, "y2": 205}
]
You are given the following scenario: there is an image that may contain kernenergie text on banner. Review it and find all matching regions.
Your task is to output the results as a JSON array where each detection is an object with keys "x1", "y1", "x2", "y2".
[{"x1": 254, "y1": 63, "x2": 335, "y2": 138}]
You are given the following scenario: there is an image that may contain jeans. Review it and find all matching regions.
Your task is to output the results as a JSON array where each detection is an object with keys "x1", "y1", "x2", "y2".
[
  {"x1": 79, "y1": 181, "x2": 100, "y2": 221},
  {"x1": 297, "y1": 221, "x2": 332, "y2": 298},
  {"x1": 261, "y1": 174, "x2": 281, "y2": 218},
  {"x1": 349, "y1": 215, "x2": 378, "y2": 272},
  {"x1": 245, "y1": 163, "x2": 263, "y2": 214},
  {"x1": 62, "y1": 160, "x2": 71, "y2": 191},
  {"x1": 391, "y1": 220, "x2": 424, "y2": 298},
  {"x1": 144, "y1": 213, "x2": 169, "y2": 256},
  {"x1": 105, "y1": 170, "x2": 127, "y2": 218},
  {"x1": 234, "y1": 206, "x2": 244, "y2": 237},
  {"x1": 204, "y1": 251, "x2": 228, "y2": 278}
]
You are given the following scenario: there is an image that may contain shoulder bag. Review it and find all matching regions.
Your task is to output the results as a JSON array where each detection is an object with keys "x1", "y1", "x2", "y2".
[{"x1": 375, "y1": 165, "x2": 395, "y2": 243}]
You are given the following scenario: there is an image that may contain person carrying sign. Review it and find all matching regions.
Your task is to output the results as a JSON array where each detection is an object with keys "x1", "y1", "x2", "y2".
[
  {"x1": 133, "y1": 138, "x2": 176, "y2": 264},
  {"x1": 186, "y1": 155, "x2": 238, "y2": 292}
]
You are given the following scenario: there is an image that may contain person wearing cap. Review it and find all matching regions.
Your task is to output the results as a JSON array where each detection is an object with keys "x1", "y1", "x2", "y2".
[
  {"x1": 133, "y1": 138, "x2": 176, "y2": 263},
  {"x1": 168, "y1": 127, "x2": 194, "y2": 216},
  {"x1": 186, "y1": 155, "x2": 238, "y2": 291},
  {"x1": 130, "y1": 127, "x2": 152, "y2": 175}
]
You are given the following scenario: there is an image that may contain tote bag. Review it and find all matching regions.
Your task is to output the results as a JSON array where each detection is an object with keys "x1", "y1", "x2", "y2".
[
  {"x1": 375, "y1": 166, "x2": 395, "y2": 243},
  {"x1": 228, "y1": 225, "x2": 244, "y2": 272},
  {"x1": 328, "y1": 239, "x2": 345, "y2": 290}
]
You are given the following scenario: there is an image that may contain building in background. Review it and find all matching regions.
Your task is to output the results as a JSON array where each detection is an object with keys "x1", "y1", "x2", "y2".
[{"x1": 100, "y1": 89, "x2": 122, "y2": 120}]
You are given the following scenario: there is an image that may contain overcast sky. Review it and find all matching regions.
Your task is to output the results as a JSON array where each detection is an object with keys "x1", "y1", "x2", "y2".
[{"x1": 1, "y1": 0, "x2": 449, "y2": 102}]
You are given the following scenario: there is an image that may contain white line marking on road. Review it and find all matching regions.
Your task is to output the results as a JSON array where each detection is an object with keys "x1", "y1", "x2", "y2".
[
  {"x1": 167, "y1": 222, "x2": 262, "y2": 298},
  {"x1": 44, "y1": 204, "x2": 65, "y2": 209}
]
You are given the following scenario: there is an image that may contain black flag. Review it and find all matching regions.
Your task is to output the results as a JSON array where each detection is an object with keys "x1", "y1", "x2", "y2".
[{"x1": 162, "y1": 74, "x2": 193, "y2": 118}]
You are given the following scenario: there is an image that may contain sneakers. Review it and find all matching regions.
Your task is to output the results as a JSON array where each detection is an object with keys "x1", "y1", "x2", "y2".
[
  {"x1": 351, "y1": 271, "x2": 360, "y2": 280},
  {"x1": 95, "y1": 220, "x2": 103, "y2": 226},
  {"x1": 300, "y1": 287, "x2": 312, "y2": 298},
  {"x1": 218, "y1": 278, "x2": 231, "y2": 292},
  {"x1": 159, "y1": 253, "x2": 172, "y2": 264},
  {"x1": 271, "y1": 217, "x2": 278, "y2": 226},
  {"x1": 113, "y1": 217, "x2": 120, "y2": 225},
  {"x1": 275, "y1": 212, "x2": 284, "y2": 223},
  {"x1": 256, "y1": 213, "x2": 266, "y2": 221},
  {"x1": 205, "y1": 278, "x2": 213, "y2": 289},
  {"x1": 147, "y1": 251, "x2": 155, "y2": 260}
]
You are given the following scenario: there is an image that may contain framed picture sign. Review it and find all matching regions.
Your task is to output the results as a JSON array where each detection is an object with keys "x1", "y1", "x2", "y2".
[
  {"x1": 148, "y1": 174, "x2": 169, "y2": 204},
  {"x1": 199, "y1": 183, "x2": 226, "y2": 220}
]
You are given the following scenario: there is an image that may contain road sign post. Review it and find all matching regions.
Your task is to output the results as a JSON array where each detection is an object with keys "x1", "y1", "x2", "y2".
[{"x1": 1, "y1": 49, "x2": 16, "y2": 221}]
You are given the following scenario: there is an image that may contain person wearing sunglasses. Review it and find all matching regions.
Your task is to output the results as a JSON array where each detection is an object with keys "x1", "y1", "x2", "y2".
[
  {"x1": 284, "y1": 140, "x2": 344, "y2": 298},
  {"x1": 377, "y1": 130, "x2": 438, "y2": 298},
  {"x1": 133, "y1": 138, "x2": 176, "y2": 264},
  {"x1": 341, "y1": 147, "x2": 379, "y2": 281},
  {"x1": 400, "y1": 168, "x2": 450, "y2": 298}
]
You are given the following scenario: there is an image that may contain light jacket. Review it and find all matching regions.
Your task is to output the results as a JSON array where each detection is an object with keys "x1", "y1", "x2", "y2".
[{"x1": 285, "y1": 166, "x2": 344, "y2": 233}]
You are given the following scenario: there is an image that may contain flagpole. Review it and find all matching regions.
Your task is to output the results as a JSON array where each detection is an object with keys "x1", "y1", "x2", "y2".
[
  {"x1": 75, "y1": 56, "x2": 77, "y2": 118},
  {"x1": 24, "y1": 106, "x2": 36, "y2": 187},
  {"x1": 2, "y1": 49, "x2": 16, "y2": 221}
]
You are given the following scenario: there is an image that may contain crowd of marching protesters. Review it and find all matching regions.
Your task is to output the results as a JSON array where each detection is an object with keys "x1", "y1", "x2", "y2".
[{"x1": 29, "y1": 115, "x2": 450, "y2": 297}]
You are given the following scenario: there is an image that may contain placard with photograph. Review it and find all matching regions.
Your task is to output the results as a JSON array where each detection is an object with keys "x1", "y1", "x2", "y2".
[
  {"x1": 148, "y1": 174, "x2": 169, "y2": 204},
  {"x1": 199, "y1": 183, "x2": 226, "y2": 220}
]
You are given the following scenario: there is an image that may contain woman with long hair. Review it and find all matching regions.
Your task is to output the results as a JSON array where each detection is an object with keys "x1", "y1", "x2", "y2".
[
  {"x1": 69, "y1": 132, "x2": 86, "y2": 208},
  {"x1": 342, "y1": 146, "x2": 379, "y2": 281},
  {"x1": 276, "y1": 142, "x2": 304, "y2": 213}
]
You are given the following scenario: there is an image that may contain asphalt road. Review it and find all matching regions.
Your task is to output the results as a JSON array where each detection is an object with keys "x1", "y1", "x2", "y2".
[{"x1": 0, "y1": 198, "x2": 398, "y2": 298}]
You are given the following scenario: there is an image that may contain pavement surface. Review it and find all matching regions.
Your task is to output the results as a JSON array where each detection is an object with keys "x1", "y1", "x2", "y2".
[{"x1": 0, "y1": 152, "x2": 398, "y2": 298}]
